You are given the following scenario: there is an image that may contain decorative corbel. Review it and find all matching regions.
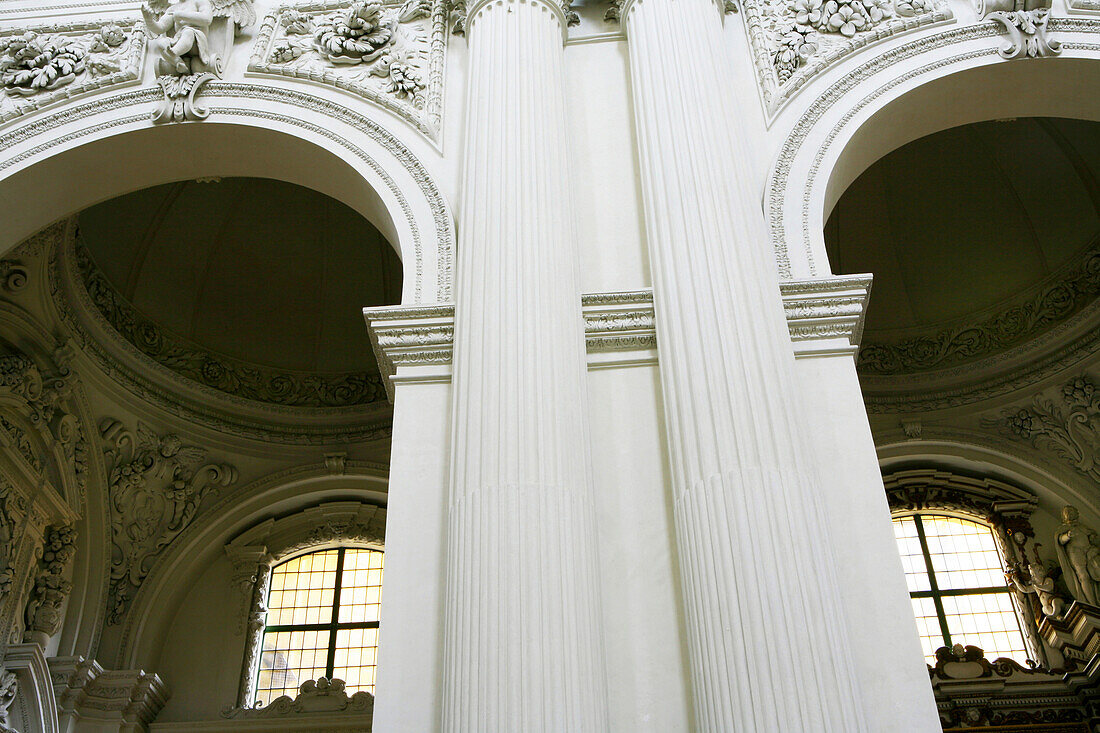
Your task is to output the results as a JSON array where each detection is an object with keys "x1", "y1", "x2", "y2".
[{"x1": 976, "y1": 0, "x2": 1061, "y2": 59}]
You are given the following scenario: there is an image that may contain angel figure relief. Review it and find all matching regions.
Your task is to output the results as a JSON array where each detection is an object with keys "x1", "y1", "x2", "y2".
[
  {"x1": 141, "y1": 0, "x2": 256, "y2": 122},
  {"x1": 101, "y1": 419, "x2": 237, "y2": 624}
]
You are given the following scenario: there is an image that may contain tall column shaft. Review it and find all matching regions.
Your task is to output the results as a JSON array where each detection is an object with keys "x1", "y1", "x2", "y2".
[
  {"x1": 441, "y1": 0, "x2": 609, "y2": 729},
  {"x1": 622, "y1": 0, "x2": 868, "y2": 729}
]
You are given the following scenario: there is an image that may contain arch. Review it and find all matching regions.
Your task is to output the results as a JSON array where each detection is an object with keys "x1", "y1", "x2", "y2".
[
  {"x1": 113, "y1": 462, "x2": 388, "y2": 672},
  {"x1": 876, "y1": 436, "x2": 1100, "y2": 522},
  {"x1": 766, "y1": 23, "x2": 1100, "y2": 280},
  {"x1": 0, "y1": 83, "x2": 455, "y2": 304}
]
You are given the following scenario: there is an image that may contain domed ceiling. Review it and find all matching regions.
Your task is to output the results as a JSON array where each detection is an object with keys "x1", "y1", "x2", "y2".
[
  {"x1": 826, "y1": 117, "x2": 1100, "y2": 376},
  {"x1": 75, "y1": 177, "x2": 402, "y2": 407}
]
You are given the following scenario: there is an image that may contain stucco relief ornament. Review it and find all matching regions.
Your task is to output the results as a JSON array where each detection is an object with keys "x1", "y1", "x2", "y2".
[
  {"x1": 987, "y1": 376, "x2": 1100, "y2": 483},
  {"x1": 142, "y1": 0, "x2": 256, "y2": 122},
  {"x1": 24, "y1": 525, "x2": 76, "y2": 646},
  {"x1": 976, "y1": 0, "x2": 1060, "y2": 59},
  {"x1": 0, "y1": 489, "x2": 15, "y2": 605},
  {"x1": 1055, "y1": 505, "x2": 1100, "y2": 607},
  {"x1": 256, "y1": 0, "x2": 430, "y2": 105},
  {"x1": 0, "y1": 24, "x2": 138, "y2": 121},
  {"x1": 0, "y1": 671, "x2": 15, "y2": 733},
  {"x1": 100, "y1": 419, "x2": 237, "y2": 624},
  {"x1": 1006, "y1": 539, "x2": 1065, "y2": 619}
]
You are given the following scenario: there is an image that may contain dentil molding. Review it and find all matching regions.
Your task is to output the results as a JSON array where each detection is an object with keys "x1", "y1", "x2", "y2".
[{"x1": 364, "y1": 275, "x2": 872, "y2": 397}]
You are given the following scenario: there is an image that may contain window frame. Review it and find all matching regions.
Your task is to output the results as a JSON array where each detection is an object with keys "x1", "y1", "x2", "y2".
[
  {"x1": 883, "y1": 469, "x2": 1045, "y2": 665},
  {"x1": 257, "y1": 546, "x2": 384, "y2": 705},
  {"x1": 893, "y1": 511, "x2": 1030, "y2": 659},
  {"x1": 224, "y1": 501, "x2": 387, "y2": 712}
]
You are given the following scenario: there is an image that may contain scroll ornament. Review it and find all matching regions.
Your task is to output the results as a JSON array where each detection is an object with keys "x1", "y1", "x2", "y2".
[
  {"x1": 975, "y1": 0, "x2": 1060, "y2": 59},
  {"x1": 101, "y1": 419, "x2": 237, "y2": 624},
  {"x1": 141, "y1": 0, "x2": 256, "y2": 122}
]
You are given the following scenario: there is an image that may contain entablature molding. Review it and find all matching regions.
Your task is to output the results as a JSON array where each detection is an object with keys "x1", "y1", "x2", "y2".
[{"x1": 364, "y1": 275, "x2": 872, "y2": 396}]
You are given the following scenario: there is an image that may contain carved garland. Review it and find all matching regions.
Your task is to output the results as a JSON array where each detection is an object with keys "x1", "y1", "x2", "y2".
[{"x1": 223, "y1": 501, "x2": 386, "y2": 712}]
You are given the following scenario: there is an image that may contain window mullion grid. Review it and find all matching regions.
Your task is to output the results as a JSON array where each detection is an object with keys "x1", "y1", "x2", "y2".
[
  {"x1": 325, "y1": 547, "x2": 347, "y2": 680},
  {"x1": 914, "y1": 515, "x2": 953, "y2": 649}
]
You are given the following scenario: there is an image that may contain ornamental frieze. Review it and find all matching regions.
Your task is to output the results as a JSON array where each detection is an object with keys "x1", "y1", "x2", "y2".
[
  {"x1": 0, "y1": 22, "x2": 145, "y2": 124},
  {"x1": 248, "y1": 0, "x2": 445, "y2": 140}
]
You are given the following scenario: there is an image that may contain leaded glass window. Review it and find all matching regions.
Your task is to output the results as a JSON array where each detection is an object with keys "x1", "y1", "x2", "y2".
[
  {"x1": 255, "y1": 547, "x2": 384, "y2": 706},
  {"x1": 892, "y1": 514, "x2": 1029, "y2": 664}
]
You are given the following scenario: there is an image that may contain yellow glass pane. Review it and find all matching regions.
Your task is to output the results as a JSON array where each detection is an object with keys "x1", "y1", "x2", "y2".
[
  {"x1": 333, "y1": 627, "x2": 381, "y2": 696},
  {"x1": 942, "y1": 592, "x2": 1029, "y2": 662},
  {"x1": 921, "y1": 516, "x2": 1006, "y2": 590},
  {"x1": 339, "y1": 549, "x2": 385, "y2": 624},
  {"x1": 266, "y1": 550, "x2": 340, "y2": 627},
  {"x1": 892, "y1": 517, "x2": 931, "y2": 593}
]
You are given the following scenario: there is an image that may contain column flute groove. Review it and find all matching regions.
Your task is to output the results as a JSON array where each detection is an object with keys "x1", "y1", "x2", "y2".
[
  {"x1": 441, "y1": 0, "x2": 610, "y2": 728},
  {"x1": 622, "y1": 0, "x2": 870, "y2": 728}
]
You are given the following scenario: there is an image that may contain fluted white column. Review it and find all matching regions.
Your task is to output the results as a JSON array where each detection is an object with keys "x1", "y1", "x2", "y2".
[
  {"x1": 622, "y1": 0, "x2": 869, "y2": 730},
  {"x1": 441, "y1": 0, "x2": 609, "y2": 729}
]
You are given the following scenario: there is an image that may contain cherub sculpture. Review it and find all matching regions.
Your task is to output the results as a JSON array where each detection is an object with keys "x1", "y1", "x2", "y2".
[
  {"x1": 1007, "y1": 541, "x2": 1065, "y2": 620},
  {"x1": 142, "y1": 0, "x2": 220, "y2": 76},
  {"x1": 141, "y1": 0, "x2": 255, "y2": 77}
]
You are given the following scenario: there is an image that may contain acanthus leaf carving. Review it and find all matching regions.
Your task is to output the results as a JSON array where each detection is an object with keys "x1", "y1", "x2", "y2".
[
  {"x1": 101, "y1": 418, "x2": 238, "y2": 625},
  {"x1": 0, "y1": 23, "x2": 145, "y2": 123},
  {"x1": 984, "y1": 375, "x2": 1100, "y2": 483},
  {"x1": 249, "y1": 0, "x2": 442, "y2": 139}
]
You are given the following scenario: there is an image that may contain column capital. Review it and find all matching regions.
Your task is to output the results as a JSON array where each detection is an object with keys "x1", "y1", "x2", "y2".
[
  {"x1": 620, "y1": 0, "x2": 728, "y2": 29},
  {"x1": 465, "y1": 0, "x2": 571, "y2": 41}
]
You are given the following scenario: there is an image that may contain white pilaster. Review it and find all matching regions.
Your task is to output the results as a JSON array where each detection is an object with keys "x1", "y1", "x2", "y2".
[
  {"x1": 441, "y1": 0, "x2": 609, "y2": 728},
  {"x1": 621, "y1": 0, "x2": 877, "y2": 728}
]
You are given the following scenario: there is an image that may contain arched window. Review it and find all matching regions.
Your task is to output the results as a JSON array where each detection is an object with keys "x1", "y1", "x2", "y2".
[
  {"x1": 892, "y1": 513, "x2": 1029, "y2": 664},
  {"x1": 255, "y1": 547, "x2": 385, "y2": 706}
]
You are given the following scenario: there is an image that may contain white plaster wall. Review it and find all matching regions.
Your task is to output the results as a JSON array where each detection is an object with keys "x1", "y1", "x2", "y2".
[
  {"x1": 153, "y1": 556, "x2": 244, "y2": 721},
  {"x1": 565, "y1": 39, "x2": 651, "y2": 293},
  {"x1": 587, "y1": 365, "x2": 692, "y2": 732},
  {"x1": 794, "y1": 353, "x2": 942, "y2": 731}
]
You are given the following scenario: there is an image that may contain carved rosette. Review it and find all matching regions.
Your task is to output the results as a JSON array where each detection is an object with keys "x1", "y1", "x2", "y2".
[{"x1": 248, "y1": 0, "x2": 445, "y2": 139}]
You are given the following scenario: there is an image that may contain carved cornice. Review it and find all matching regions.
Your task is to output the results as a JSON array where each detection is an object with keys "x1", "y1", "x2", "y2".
[
  {"x1": 49, "y1": 656, "x2": 168, "y2": 729},
  {"x1": 884, "y1": 468, "x2": 1039, "y2": 527},
  {"x1": 365, "y1": 277, "x2": 872, "y2": 396},
  {"x1": 247, "y1": 0, "x2": 446, "y2": 142},
  {"x1": 227, "y1": 501, "x2": 386, "y2": 562}
]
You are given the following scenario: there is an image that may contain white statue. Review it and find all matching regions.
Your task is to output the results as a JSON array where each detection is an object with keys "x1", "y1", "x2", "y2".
[
  {"x1": 1055, "y1": 504, "x2": 1100, "y2": 606},
  {"x1": 142, "y1": 0, "x2": 220, "y2": 77},
  {"x1": 1007, "y1": 542, "x2": 1065, "y2": 619}
]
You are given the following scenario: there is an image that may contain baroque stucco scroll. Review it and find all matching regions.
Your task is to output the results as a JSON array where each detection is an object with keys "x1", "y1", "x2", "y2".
[{"x1": 100, "y1": 419, "x2": 237, "y2": 625}]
